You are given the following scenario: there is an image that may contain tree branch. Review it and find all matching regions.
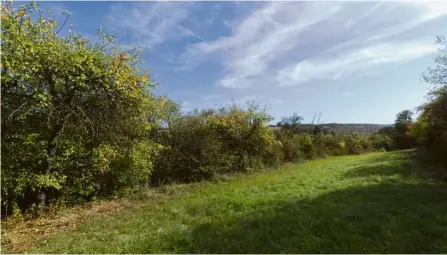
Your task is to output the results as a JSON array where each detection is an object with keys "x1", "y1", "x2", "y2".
[{"x1": 56, "y1": 13, "x2": 70, "y2": 35}]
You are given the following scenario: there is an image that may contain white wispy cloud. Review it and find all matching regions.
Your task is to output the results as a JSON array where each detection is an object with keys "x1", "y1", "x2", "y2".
[
  {"x1": 185, "y1": 2, "x2": 343, "y2": 89},
  {"x1": 182, "y1": 1, "x2": 446, "y2": 89},
  {"x1": 363, "y1": 2, "x2": 447, "y2": 42},
  {"x1": 277, "y1": 39, "x2": 438, "y2": 87},
  {"x1": 108, "y1": 2, "x2": 195, "y2": 48},
  {"x1": 177, "y1": 25, "x2": 206, "y2": 42},
  {"x1": 342, "y1": 92, "x2": 355, "y2": 97},
  {"x1": 344, "y1": 1, "x2": 383, "y2": 29},
  {"x1": 415, "y1": 1, "x2": 447, "y2": 21}
]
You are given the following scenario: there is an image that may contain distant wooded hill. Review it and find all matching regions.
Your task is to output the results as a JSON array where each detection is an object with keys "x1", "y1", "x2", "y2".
[{"x1": 271, "y1": 123, "x2": 392, "y2": 134}]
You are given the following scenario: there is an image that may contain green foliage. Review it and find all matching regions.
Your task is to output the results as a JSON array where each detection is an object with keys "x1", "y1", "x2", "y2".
[
  {"x1": 272, "y1": 112, "x2": 394, "y2": 162},
  {"x1": 395, "y1": 110, "x2": 413, "y2": 134},
  {"x1": 275, "y1": 130, "x2": 392, "y2": 160},
  {"x1": 414, "y1": 36, "x2": 447, "y2": 167},
  {"x1": 275, "y1": 123, "x2": 390, "y2": 134},
  {"x1": 276, "y1": 111, "x2": 303, "y2": 134},
  {"x1": 390, "y1": 110, "x2": 416, "y2": 149},
  {"x1": 1, "y1": 2, "x2": 160, "y2": 215},
  {"x1": 423, "y1": 35, "x2": 447, "y2": 87},
  {"x1": 415, "y1": 87, "x2": 447, "y2": 166},
  {"x1": 152, "y1": 102, "x2": 275, "y2": 184}
]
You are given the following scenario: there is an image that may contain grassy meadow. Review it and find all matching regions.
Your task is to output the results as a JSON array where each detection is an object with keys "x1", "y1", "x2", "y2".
[{"x1": 6, "y1": 150, "x2": 447, "y2": 254}]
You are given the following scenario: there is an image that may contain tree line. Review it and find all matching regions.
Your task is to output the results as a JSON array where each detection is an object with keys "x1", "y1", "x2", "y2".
[{"x1": 1, "y1": 3, "x2": 446, "y2": 217}]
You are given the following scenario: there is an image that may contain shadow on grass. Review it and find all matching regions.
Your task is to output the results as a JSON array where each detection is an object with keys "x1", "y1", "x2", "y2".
[
  {"x1": 344, "y1": 150, "x2": 442, "y2": 181},
  {"x1": 162, "y1": 182, "x2": 447, "y2": 253}
]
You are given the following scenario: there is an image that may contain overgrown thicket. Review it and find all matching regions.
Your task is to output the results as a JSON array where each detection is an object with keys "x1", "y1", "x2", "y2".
[
  {"x1": 382, "y1": 36, "x2": 447, "y2": 168},
  {"x1": 0, "y1": 3, "x2": 443, "y2": 218},
  {"x1": 149, "y1": 101, "x2": 394, "y2": 186},
  {"x1": 375, "y1": 109, "x2": 417, "y2": 150},
  {"x1": 151, "y1": 102, "x2": 275, "y2": 184},
  {"x1": 273, "y1": 117, "x2": 393, "y2": 163},
  {"x1": 413, "y1": 36, "x2": 447, "y2": 167},
  {"x1": 1, "y1": 3, "x2": 161, "y2": 216}
]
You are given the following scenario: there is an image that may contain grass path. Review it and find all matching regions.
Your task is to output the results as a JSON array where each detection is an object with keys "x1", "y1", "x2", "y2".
[{"x1": 9, "y1": 150, "x2": 447, "y2": 253}]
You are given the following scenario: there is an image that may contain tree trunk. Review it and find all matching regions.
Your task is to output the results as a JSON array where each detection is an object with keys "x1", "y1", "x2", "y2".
[{"x1": 37, "y1": 123, "x2": 63, "y2": 213}]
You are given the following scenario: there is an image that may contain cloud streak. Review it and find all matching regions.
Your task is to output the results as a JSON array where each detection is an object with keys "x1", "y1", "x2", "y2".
[
  {"x1": 182, "y1": 1, "x2": 447, "y2": 89},
  {"x1": 185, "y1": 2, "x2": 343, "y2": 88},
  {"x1": 276, "y1": 39, "x2": 438, "y2": 87},
  {"x1": 108, "y1": 2, "x2": 195, "y2": 48}
]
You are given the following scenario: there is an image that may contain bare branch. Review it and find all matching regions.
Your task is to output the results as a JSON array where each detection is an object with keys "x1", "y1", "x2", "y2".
[
  {"x1": 56, "y1": 12, "x2": 70, "y2": 34},
  {"x1": 7, "y1": 101, "x2": 27, "y2": 120}
]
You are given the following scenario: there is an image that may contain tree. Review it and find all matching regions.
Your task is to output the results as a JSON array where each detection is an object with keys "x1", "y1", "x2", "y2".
[
  {"x1": 416, "y1": 35, "x2": 447, "y2": 166},
  {"x1": 423, "y1": 35, "x2": 447, "y2": 87},
  {"x1": 1, "y1": 2, "x2": 160, "y2": 215},
  {"x1": 277, "y1": 111, "x2": 304, "y2": 134},
  {"x1": 162, "y1": 98, "x2": 182, "y2": 130},
  {"x1": 278, "y1": 112, "x2": 303, "y2": 126},
  {"x1": 392, "y1": 110, "x2": 415, "y2": 149},
  {"x1": 395, "y1": 110, "x2": 413, "y2": 135}
]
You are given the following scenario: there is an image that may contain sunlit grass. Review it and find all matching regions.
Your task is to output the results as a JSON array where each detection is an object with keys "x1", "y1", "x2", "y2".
[{"x1": 17, "y1": 151, "x2": 447, "y2": 253}]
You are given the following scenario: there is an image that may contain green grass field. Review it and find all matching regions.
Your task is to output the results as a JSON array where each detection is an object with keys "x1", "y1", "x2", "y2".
[{"x1": 13, "y1": 150, "x2": 447, "y2": 253}]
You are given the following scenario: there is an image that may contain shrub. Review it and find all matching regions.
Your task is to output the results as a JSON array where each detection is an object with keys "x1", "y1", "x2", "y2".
[
  {"x1": 1, "y1": 3, "x2": 160, "y2": 216},
  {"x1": 415, "y1": 35, "x2": 447, "y2": 168},
  {"x1": 264, "y1": 140, "x2": 285, "y2": 168},
  {"x1": 273, "y1": 127, "x2": 389, "y2": 162},
  {"x1": 151, "y1": 103, "x2": 275, "y2": 184},
  {"x1": 415, "y1": 87, "x2": 447, "y2": 167}
]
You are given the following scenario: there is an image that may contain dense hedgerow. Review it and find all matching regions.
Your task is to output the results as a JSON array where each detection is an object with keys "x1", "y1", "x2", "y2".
[
  {"x1": 151, "y1": 102, "x2": 275, "y2": 184},
  {"x1": 273, "y1": 125, "x2": 393, "y2": 162},
  {"x1": 149, "y1": 105, "x2": 395, "y2": 186}
]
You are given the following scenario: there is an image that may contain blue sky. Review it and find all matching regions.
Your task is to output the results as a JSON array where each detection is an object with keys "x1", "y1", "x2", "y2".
[{"x1": 38, "y1": 1, "x2": 447, "y2": 124}]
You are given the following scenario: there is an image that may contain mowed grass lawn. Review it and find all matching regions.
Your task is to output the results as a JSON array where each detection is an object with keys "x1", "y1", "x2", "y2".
[{"x1": 20, "y1": 151, "x2": 447, "y2": 253}]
